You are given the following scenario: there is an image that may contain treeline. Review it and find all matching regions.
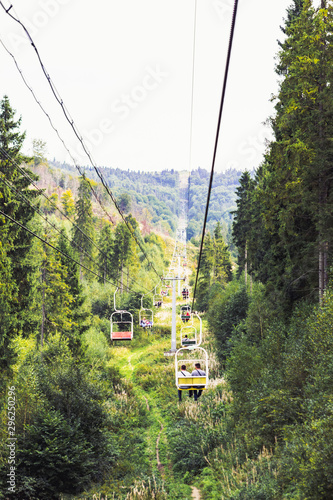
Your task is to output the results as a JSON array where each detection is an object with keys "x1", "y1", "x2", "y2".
[
  {"x1": 232, "y1": 0, "x2": 333, "y2": 308},
  {"x1": 185, "y1": 2, "x2": 333, "y2": 498},
  {"x1": 187, "y1": 167, "x2": 244, "y2": 242},
  {"x1": 49, "y1": 161, "x2": 243, "y2": 243},
  {"x1": 0, "y1": 95, "x2": 170, "y2": 499}
]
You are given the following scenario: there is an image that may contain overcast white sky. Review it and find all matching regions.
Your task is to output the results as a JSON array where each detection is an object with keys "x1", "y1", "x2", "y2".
[{"x1": 0, "y1": 0, "x2": 306, "y2": 173}]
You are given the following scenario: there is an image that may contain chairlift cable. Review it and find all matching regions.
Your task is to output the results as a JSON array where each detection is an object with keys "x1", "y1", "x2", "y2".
[
  {"x1": 191, "y1": 0, "x2": 239, "y2": 311},
  {"x1": 0, "y1": 148, "x2": 153, "y2": 294},
  {"x1": 0, "y1": 5, "x2": 162, "y2": 281},
  {"x1": 0, "y1": 209, "x2": 145, "y2": 295},
  {"x1": 0, "y1": 36, "x2": 116, "y2": 227}
]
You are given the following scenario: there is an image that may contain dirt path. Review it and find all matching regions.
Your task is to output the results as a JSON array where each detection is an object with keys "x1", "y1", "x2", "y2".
[
  {"x1": 112, "y1": 340, "x2": 171, "y2": 479},
  {"x1": 191, "y1": 486, "x2": 201, "y2": 499},
  {"x1": 156, "y1": 421, "x2": 164, "y2": 474}
]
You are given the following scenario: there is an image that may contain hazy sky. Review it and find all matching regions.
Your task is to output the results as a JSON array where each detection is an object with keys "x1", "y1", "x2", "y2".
[{"x1": 0, "y1": 0, "x2": 300, "y2": 173}]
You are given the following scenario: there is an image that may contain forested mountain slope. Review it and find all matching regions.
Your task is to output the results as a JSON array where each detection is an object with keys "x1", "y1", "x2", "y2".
[
  {"x1": 3, "y1": 2, "x2": 333, "y2": 499},
  {"x1": 47, "y1": 160, "x2": 244, "y2": 242}
]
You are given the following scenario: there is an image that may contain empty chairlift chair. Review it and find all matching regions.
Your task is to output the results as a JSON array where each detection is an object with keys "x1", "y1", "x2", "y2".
[{"x1": 110, "y1": 288, "x2": 133, "y2": 341}]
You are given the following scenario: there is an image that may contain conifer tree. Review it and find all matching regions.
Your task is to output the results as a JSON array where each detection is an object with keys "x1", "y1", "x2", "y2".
[
  {"x1": 196, "y1": 231, "x2": 214, "y2": 311},
  {"x1": 60, "y1": 189, "x2": 75, "y2": 218},
  {"x1": 98, "y1": 221, "x2": 114, "y2": 284},
  {"x1": 213, "y1": 222, "x2": 233, "y2": 285},
  {"x1": 0, "y1": 96, "x2": 39, "y2": 380},
  {"x1": 267, "y1": 0, "x2": 333, "y2": 301},
  {"x1": 57, "y1": 229, "x2": 88, "y2": 355},
  {"x1": 112, "y1": 215, "x2": 140, "y2": 292},
  {"x1": 239, "y1": 1, "x2": 333, "y2": 305},
  {"x1": 232, "y1": 171, "x2": 255, "y2": 279},
  {"x1": 72, "y1": 176, "x2": 95, "y2": 278}
]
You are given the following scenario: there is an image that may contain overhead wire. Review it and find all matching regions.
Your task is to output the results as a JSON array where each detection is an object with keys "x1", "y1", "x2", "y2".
[
  {"x1": 0, "y1": 209, "x2": 133, "y2": 289},
  {"x1": 0, "y1": 173, "x2": 151, "y2": 295},
  {"x1": 0, "y1": 33, "x2": 158, "y2": 293},
  {"x1": 0, "y1": 37, "x2": 115, "y2": 226},
  {"x1": 191, "y1": 0, "x2": 239, "y2": 311},
  {"x1": 0, "y1": 147, "x2": 154, "y2": 294},
  {"x1": 0, "y1": 2, "x2": 162, "y2": 281},
  {"x1": 188, "y1": 0, "x2": 197, "y2": 175}
]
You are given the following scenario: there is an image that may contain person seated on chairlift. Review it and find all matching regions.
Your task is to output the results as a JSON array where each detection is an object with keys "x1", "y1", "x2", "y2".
[
  {"x1": 185, "y1": 311, "x2": 190, "y2": 322},
  {"x1": 191, "y1": 362, "x2": 206, "y2": 401},
  {"x1": 177, "y1": 364, "x2": 193, "y2": 402},
  {"x1": 140, "y1": 317, "x2": 148, "y2": 328},
  {"x1": 183, "y1": 334, "x2": 190, "y2": 343}
]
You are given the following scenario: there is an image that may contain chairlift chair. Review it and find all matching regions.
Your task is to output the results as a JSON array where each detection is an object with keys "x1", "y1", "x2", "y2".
[
  {"x1": 180, "y1": 304, "x2": 191, "y2": 322},
  {"x1": 153, "y1": 294, "x2": 163, "y2": 308},
  {"x1": 175, "y1": 346, "x2": 209, "y2": 393},
  {"x1": 139, "y1": 295, "x2": 154, "y2": 329},
  {"x1": 181, "y1": 325, "x2": 197, "y2": 346},
  {"x1": 110, "y1": 288, "x2": 133, "y2": 341},
  {"x1": 180, "y1": 312, "x2": 202, "y2": 347}
]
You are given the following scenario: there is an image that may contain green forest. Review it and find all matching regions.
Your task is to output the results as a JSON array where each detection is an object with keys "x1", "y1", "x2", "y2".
[
  {"x1": 45, "y1": 160, "x2": 242, "y2": 244},
  {"x1": 2, "y1": 1, "x2": 333, "y2": 499}
]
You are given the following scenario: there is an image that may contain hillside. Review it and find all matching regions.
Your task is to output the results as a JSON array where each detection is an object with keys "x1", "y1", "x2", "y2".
[{"x1": 45, "y1": 160, "x2": 245, "y2": 242}]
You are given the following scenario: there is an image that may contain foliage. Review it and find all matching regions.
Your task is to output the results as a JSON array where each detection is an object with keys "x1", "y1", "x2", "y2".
[
  {"x1": 0, "y1": 95, "x2": 38, "y2": 384},
  {"x1": 231, "y1": 1, "x2": 333, "y2": 308}
]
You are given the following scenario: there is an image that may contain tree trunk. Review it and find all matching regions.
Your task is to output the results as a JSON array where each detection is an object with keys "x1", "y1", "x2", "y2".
[
  {"x1": 120, "y1": 259, "x2": 123, "y2": 294},
  {"x1": 244, "y1": 240, "x2": 248, "y2": 286},
  {"x1": 41, "y1": 265, "x2": 46, "y2": 349}
]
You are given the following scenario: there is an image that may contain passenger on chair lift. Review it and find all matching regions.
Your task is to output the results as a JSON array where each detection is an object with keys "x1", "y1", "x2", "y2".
[
  {"x1": 185, "y1": 310, "x2": 190, "y2": 322},
  {"x1": 140, "y1": 317, "x2": 152, "y2": 328},
  {"x1": 191, "y1": 362, "x2": 206, "y2": 401},
  {"x1": 177, "y1": 364, "x2": 193, "y2": 402},
  {"x1": 140, "y1": 317, "x2": 146, "y2": 328}
]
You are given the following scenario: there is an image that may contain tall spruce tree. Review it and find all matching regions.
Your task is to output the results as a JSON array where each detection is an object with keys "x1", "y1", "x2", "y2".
[
  {"x1": 72, "y1": 176, "x2": 95, "y2": 278},
  {"x1": 213, "y1": 222, "x2": 233, "y2": 285},
  {"x1": 245, "y1": 1, "x2": 333, "y2": 305},
  {"x1": 0, "y1": 96, "x2": 39, "y2": 382},
  {"x1": 232, "y1": 171, "x2": 255, "y2": 280},
  {"x1": 196, "y1": 231, "x2": 214, "y2": 311},
  {"x1": 98, "y1": 221, "x2": 114, "y2": 284}
]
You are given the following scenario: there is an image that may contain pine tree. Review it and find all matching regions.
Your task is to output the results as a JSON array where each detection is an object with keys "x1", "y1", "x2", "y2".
[
  {"x1": 72, "y1": 176, "x2": 95, "y2": 278},
  {"x1": 112, "y1": 215, "x2": 140, "y2": 292},
  {"x1": 213, "y1": 222, "x2": 233, "y2": 285},
  {"x1": 38, "y1": 227, "x2": 75, "y2": 347},
  {"x1": 0, "y1": 96, "x2": 39, "y2": 379},
  {"x1": 232, "y1": 171, "x2": 255, "y2": 280},
  {"x1": 57, "y1": 229, "x2": 88, "y2": 355},
  {"x1": 247, "y1": 1, "x2": 333, "y2": 304},
  {"x1": 196, "y1": 231, "x2": 214, "y2": 311},
  {"x1": 98, "y1": 221, "x2": 114, "y2": 284},
  {"x1": 60, "y1": 189, "x2": 75, "y2": 218}
]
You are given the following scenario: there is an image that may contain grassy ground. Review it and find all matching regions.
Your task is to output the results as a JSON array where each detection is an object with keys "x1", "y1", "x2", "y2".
[{"x1": 108, "y1": 303, "x2": 195, "y2": 498}]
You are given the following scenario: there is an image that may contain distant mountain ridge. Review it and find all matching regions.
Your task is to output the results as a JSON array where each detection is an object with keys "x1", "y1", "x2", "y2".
[{"x1": 46, "y1": 160, "x2": 246, "y2": 242}]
